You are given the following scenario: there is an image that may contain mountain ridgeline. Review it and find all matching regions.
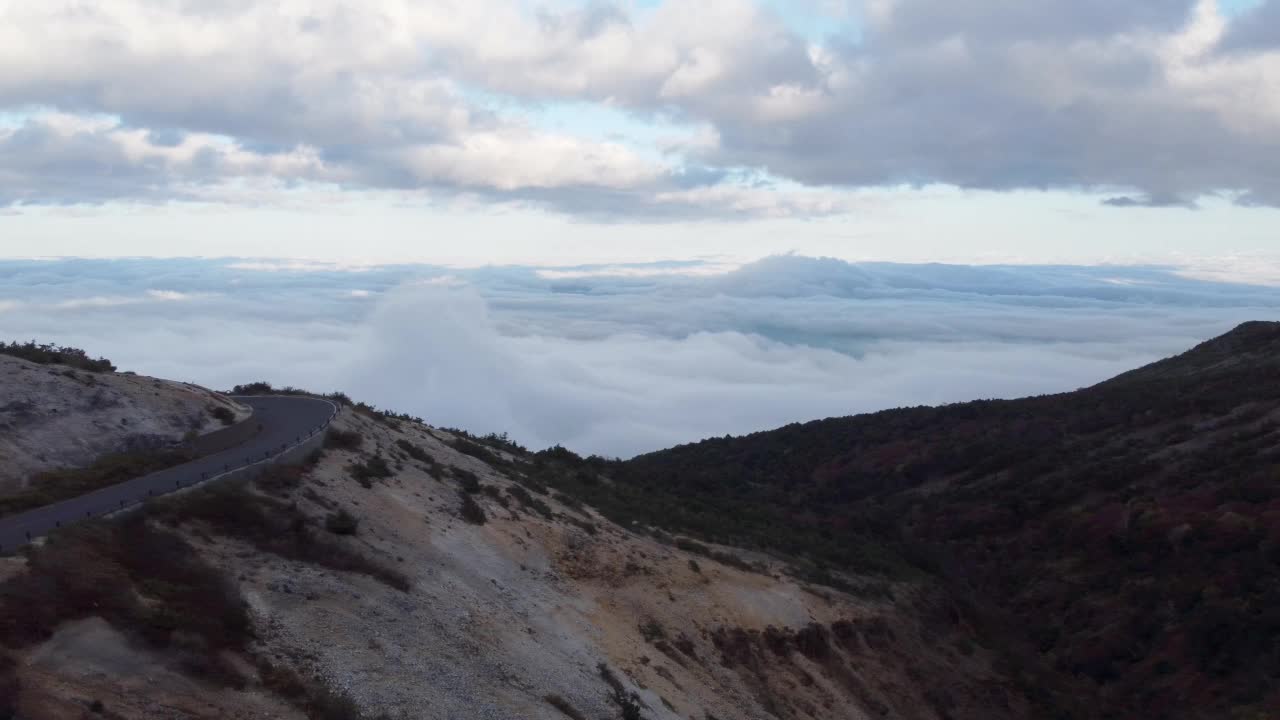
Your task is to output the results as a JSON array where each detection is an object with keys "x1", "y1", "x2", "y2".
[
  {"x1": 536, "y1": 321, "x2": 1280, "y2": 719},
  {"x1": 5, "y1": 323, "x2": 1279, "y2": 719}
]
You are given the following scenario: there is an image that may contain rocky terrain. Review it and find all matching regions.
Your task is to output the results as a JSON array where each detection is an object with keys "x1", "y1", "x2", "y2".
[
  {"x1": 0, "y1": 354, "x2": 249, "y2": 495},
  {"x1": 5, "y1": 322, "x2": 1279, "y2": 719},
  {"x1": 1, "y1": 401, "x2": 1027, "y2": 720}
]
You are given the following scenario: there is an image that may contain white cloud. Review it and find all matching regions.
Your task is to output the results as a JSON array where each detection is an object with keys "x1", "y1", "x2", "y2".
[
  {"x1": 4, "y1": 255, "x2": 1278, "y2": 457},
  {"x1": 2, "y1": 0, "x2": 1279, "y2": 213}
]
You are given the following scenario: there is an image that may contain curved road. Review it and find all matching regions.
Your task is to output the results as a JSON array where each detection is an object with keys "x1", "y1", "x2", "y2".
[{"x1": 0, "y1": 395, "x2": 337, "y2": 554}]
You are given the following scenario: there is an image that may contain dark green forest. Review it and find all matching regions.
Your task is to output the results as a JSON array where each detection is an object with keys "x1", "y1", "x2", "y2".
[{"x1": 525, "y1": 321, "x2": 1280, "y2": 720}]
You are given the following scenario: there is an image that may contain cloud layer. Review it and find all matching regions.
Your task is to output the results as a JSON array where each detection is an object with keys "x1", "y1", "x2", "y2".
[
  {"x1": 1, "y1": 0, "x2": 1278, "y2": 214},
  {"x1": 3, "y1": 255, "x2": 1278, "y2": 456}
]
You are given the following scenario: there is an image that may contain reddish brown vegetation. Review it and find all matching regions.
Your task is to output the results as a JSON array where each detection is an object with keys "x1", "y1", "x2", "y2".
[{"x1": 619, "y1": 321, "x2": 1280, "y2": 719}]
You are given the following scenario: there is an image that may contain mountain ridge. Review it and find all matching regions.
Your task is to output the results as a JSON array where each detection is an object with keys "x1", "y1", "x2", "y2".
[
  {"x1": 608, "y1": 320, "x2": 1280, "y2": 719},
  {"x1": 3, "y1": 322, "x2": 1278, "y2": 719}
]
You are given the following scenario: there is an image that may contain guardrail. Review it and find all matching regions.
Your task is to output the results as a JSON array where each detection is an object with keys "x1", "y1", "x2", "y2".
[{"x1": 0, "y1": 397, "x2": 340, "y2": 555}]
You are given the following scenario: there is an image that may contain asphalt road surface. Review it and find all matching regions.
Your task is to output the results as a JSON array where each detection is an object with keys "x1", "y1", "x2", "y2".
[{"x1": 0, "y1": 395, "x2": 336, "y2": 554}]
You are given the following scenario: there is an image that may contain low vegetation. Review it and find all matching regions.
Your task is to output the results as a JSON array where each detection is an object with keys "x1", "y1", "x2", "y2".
[
  {"x1": 324, "y1": 509, "x2": 359, "y2": 535},
  {"x1": 450, "y1": 436, "x2": 502, "y2": 465},
  {"x1": 324, "y1": 428, "x2": 364, "y2": 451},
  {"x1": 599, "y1": 663, "x2": 643, "y2": 720},
  {"x1": 0, "y1": 516, "x2": 253, "y2": 689},
  {"x1": 459, "y1": 491, "x2": 487, "y2": 525},
  {"x1": 209, "y1": 405, "x2": 236, "y2": 426},
  {"x1": 0, "y1": 340, "x2": 116, "y2": 373},
  {"x1": 150, "y1": 478, "x2": 410, "y2": 591},
  {"x1": 0, "y1": 447, "x2": 195, "y2": 518},
  {"x1": 395, "y1": 438, "x2": 431, "y2": 462},
  {"x1": 544, "y1": 694, "x2": 588, "y2": 720},
  {"x1": 347, "y1": 454, "x2": 392, "y2": 488},
  {"x1": 257, "y1": 658, "x2": 363, "y2": 720},
  {"x1": 609, "y1": 321, "x2": 1280, "y2": 720},
  {"x1": 453, "y1": 467, "x2": 481, "y2": 493}
]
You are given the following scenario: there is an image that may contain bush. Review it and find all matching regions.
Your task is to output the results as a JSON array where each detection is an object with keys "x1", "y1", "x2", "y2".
[
  {"x1": 395, "y1": 439, "x2": 431, "y2": 462},
  {"x1": 544, "y1": 695, "x2": 588, "y2": 720},
  {"x1": 259, "y1": 659, "x2": 363, "y2": 720},
  {"x1": 324, "y1": 429, "x2": 364, "y2": 451},
  {"x1": 0, "y1": 340, "x2": 115, "y2": 372},
  {"x1": 598, "y1": 663, "x2": 643, "y2": 720},
  {"x1": 210, "y1": 406, "x2": 236, "y2": 426},
  {"x1": 0, "y1": 653, "x2": 19, "y2": 719},
  {"x1": 507, "y1": 484, "x2": 553, "y2": 519},
  {"x1": 459, "y1": 492, "x2": 487, "y2": 525},
  {"x1": 324, "y1": 509, "x2": 359, "y2": 535},
  {"x1": 451, "y1": 437, "x2": 500, "y2": 465},
  {"x1": 348, "y1": 455, "x2": 392, "y2": 487},
  {"x1": 150, "y1": 481, "x2": 410, "y2": 592},
  {"x1": 0, "y1": 517, "x2": 252, "y2": 686},
  {"x1": 255, "y1": 462, "x2": 310, "y2": 496},
  {"x1": 454, "y1": 468, "x2": 481, "y2": 494},
  {"x1": 0, "y1": 447, "x2": 196, "y2": 518},
  {"x1": 480, "y1": 484, "x2": 510, "y2": 508}
]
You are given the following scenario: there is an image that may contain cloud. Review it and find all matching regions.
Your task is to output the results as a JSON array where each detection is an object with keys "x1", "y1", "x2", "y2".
[
  {"x1": 3, "y1": 0, "x2": 1276, "y2": 215},
  {"x1": 1220, "y1": 0, "x2": 1280, "y2": 51},
  {"x1": 3, "y1": 255, "x2": 1279, "y2": 457},
  {"x1": 686, "y1": 0, "x2": 1280, "y2": 205},
  {"x1": 1102, "y1": 194, "x2": 1198, "y2": 208}
]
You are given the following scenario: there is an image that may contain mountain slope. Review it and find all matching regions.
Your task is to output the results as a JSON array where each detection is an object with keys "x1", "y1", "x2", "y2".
[
  {"x1": 614, "y1": 321, "x2": 1280, "y2": 719},
  {"x1": 1, "y1": 400, "x2": 1033, "y2": 720},
  {"x1": 0, "y1": 352, "x2": 249, "y2": 495}
]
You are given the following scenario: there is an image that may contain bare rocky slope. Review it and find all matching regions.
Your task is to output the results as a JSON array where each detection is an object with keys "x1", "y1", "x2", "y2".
[
  {"x1": 0, "y1": 355, "x2": 250, "y2": 495},
  {"x1": 1, "y1": 403, "x2": 1030, "y2": 720}
]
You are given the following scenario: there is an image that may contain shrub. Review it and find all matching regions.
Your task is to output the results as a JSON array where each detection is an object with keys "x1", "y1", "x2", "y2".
[
  {"x1": 324, "y1": 429, "x2": 364, "y2": 451},
  {"x1": 395, "y1": 439, "x2": 431, "y2": 463},
  {"x1": 451, "y1": 437, "x2": 500, "y2": 464},
  {"x1": 230, "y1": 381, "x2": 274, "y2": 395},
  {"x1": 639, "y1": 618, "x2": 666, "y2": 643},
  {"x1": 0, "y1": 447, "x2": 195, "y2": 518},
  {"x1": 480, "y1": 484, "x2": 510, "y2": 508},
  {"x1": 150, "y1": 481, "x2": 410, "y2": 592},
  {"x1": 553, "y1": 491, "x2": 584, "y2": 512},
  {"x1": 675, "y1": 538, "x2": 709, "y2": 555},
  {"x1": 0, "y1": 340, "x2": 115, "y2": 372},
  {"x1": 210, "y1": 406, "x2": 236, "y2": 426},
  {"x1": 544, "y1": 694, "x2": 588, "y2": 720},
  {"x1": 454, "y1": 468, "x2": 481, "y2": 494},
  {"x1": 348, "y1": 455, "x2": 392, "y2": 487},
  {"x1": 565, "y1": 515, "x2": 598, "y2": 535},
  {"x1": 598, "y1": 663, "x2": 643, "y2": 720},
  {"x1": 324, "y1": 509, "x2": 359, "y2": 535},
  {"x1": 0, "y1": 517, "x2": 252, "y2": 686},
  {"x1": 709, "y1": 550, "x2": 755, "y2": 573},
  {"x1": 507, "y1": 484, "x2": 553, "y2": 519},
  {"x1": 459, "y1": 492, "x2": 487, "y2": 525},
  {"x1": 0, "y1": 653, "x2": 19, "y2": 719},
  {"x1": 255, "y1": 462, "x2": 310, "y2": 496}
]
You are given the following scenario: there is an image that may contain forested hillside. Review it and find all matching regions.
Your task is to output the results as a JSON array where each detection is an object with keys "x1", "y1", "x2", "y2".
[{"x1": 560, "y1": 321, "x2": 1280, "y2": 719}]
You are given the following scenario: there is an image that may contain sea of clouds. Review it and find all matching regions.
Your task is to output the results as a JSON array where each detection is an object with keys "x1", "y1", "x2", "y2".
[{"x1": 3, "y1": 255, "x2": 1278, "y2": 457}]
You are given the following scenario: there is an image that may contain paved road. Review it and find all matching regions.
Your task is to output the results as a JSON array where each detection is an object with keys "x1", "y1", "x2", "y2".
[{"x1": 0, "y1": 395, "x2": 337, "y2": 554}]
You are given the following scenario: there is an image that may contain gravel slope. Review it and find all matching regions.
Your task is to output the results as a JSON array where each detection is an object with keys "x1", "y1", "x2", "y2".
[{"x1": 0, "y1": 355, "x2": 249, "y2": 494}]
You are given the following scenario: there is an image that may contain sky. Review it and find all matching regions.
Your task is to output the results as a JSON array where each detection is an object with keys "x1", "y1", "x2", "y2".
[
  {"x1": 1, "y1": 1, "x2": 1279, "y2": 455},
  {"x1": 0, "y1": 0, "x2": 1278, "y2": 266}
]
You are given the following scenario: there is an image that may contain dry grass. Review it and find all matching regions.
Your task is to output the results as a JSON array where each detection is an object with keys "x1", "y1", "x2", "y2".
[
  {"x1": 151, "y1": 480, "x2": 410, "y2": 592},
  {"x1": 0, "y1": 516, "x2": 252, "y2": 687},
  {"x1": 0, "y1": 448, "x2": 195, "y2": 518}
]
